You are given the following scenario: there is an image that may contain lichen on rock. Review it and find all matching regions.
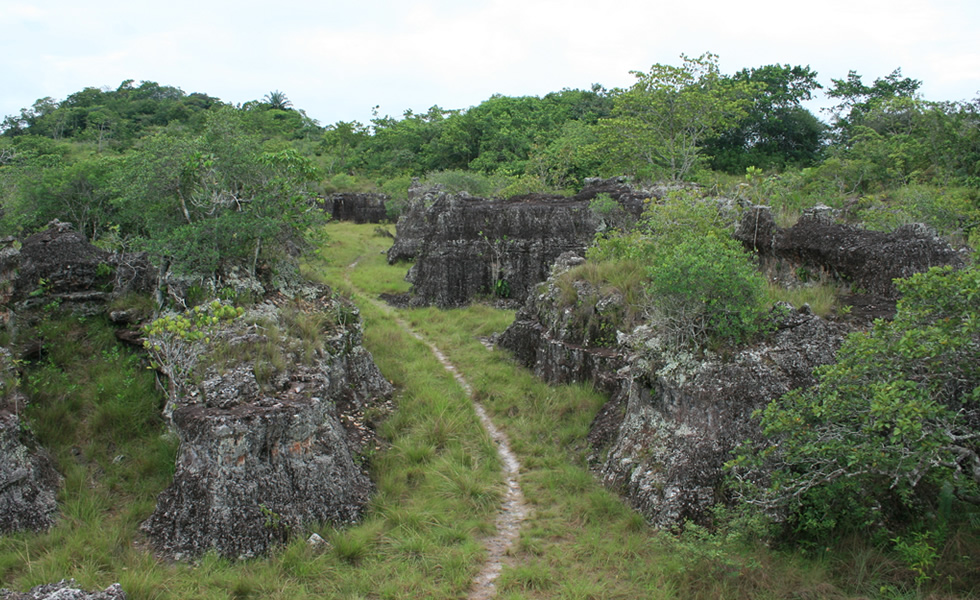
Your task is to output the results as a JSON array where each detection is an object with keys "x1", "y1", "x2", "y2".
[{"x1": 141, "y1": 292, "x2": 393, "y2": 559}]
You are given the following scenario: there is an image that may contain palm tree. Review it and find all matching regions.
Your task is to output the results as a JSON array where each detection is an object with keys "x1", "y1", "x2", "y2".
[{"x1": 263, "y1": 90, "x2": 292, "y2": 111}]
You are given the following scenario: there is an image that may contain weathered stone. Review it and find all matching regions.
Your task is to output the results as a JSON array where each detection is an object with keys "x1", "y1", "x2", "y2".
[
  {"x1": 0, "y1": 221, "x2": 156, "y2": 318},
  {"x1": 499, "y1": 252, "x2": 626, "y2": 392},
  {"x1": 325, "y1": 193, "x2": 390, "y2": 224},
  {"x1": 499, "y1": 249, "x2": 848, "y2": 528},
  {"x1": 0, "y1": 580, "x2": 126, "y2": 600},
  {"x1": 0, "y1": 351, "x2": 61, "y2": 534},
  {"x1": 141, "y1": 294, "x2": 393, "y2": 560},
  {"x1": 593, "y1": 306, "x2": 847, "y2": 527},
  {"x1": 736, "y1": 206, "x2": 965, "y2": 300},
  {"x1": 386, "y1": 181, "x2": 447, "y2": 263},
  {"x1": 390, "y1": 179, "x2": 658, "y2": 307}
]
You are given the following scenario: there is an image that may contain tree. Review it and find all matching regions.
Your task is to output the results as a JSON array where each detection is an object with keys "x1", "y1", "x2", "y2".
[
  {"x1": 705, "y1": 64, "x2": 826, "y2": 173},
  {"x1": 263, "y1": 90, "x2": 293, "y2": 111},
  {"x1": 730, "y1": 265, "x2": 980, "y2": 541},
  {"x1": 825, "y1": 68, "x2": 922, "y2": 144},
  {"x1": 115, "y1": 107, "x2": 324, "y2": 277},
  {"x1": 595, "y1": 53, "x2": 754, "y2": 181}
]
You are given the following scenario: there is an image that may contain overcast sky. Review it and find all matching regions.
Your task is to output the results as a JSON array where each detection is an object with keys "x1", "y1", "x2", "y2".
[{"x1": 2, "y1": 0, "x2": 979, "y2": 127}]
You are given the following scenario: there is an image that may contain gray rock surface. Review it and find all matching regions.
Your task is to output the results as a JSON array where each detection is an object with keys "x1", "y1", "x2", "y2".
[
  {"x1": 141, "y1": 294, "x2": 393, "y2": 559},
  {"x1": 325, "y1": 193, "x2": 390, "y2": 224},
  {"x1": 498, "y1": 252, "x2": 625, "y2": 392},
  {"x1": 389, "y1": 178, "x2": 655, "y2": 307},
  {"x1": 0, "y1": 349, "x2": 61, "y2": 534},
  {"x1": 0, "y1": 580, "x2": 125, "y2": 600},
  {"x1": 736, "y1": 206, "x2": 965, "y2": 300},
  {"x1": 593, "y1": 305, "x2": 846, "y2": 526},
  {"x1": 499, "y1": 250, "x2": 848, "y2": 527}
]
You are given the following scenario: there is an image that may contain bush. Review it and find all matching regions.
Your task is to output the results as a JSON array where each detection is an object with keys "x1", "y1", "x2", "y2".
[
  {"x1": 730, "y1": 265, "x2": 980, "y2": 543},
  {"x1": 646, "y1": 234, "x2": 770, "y2": 348}
]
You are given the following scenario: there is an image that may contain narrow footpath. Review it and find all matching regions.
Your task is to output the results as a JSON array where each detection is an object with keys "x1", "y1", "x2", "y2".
[{"x1": 346, "y1": 260, "x2": 528, "y2": 599}]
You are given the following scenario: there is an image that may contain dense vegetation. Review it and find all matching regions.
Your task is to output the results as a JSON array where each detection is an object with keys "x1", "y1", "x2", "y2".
[{"x1": 1, "y1": 53, "x2": 978, "y2": 597}]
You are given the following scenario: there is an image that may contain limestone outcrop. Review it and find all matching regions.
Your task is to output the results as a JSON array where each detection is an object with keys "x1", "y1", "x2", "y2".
[
  {"x1": 501, "y1": 207, "x2": 968, "y2": 527},
  {"x1": 736, "y1": 206, "x2": 966, "y2": 300},
  {"x1": 388, "y1": 178, "x2": 656, "y2": 307},
  {"x1": 0, "y1": 351, "x2": 61, "y2": 534},
  {"x1": 593, "y1": 306, "x2": 846, "y2": 526},
  {"x1": 499, "y1": 254, "x2": 846, "y2": 525},
  {"x1": 498, "y1": 253, "x2": 626, "y2": 392},
  {"x1": 0, "y1": 220, "x2": 157, "y2": 321},
  {"x1": 141, "y1": 294, "x2": 393, "y2": 559},
  {"x1": 325, "y1": 193, "x2": 389, "y2": 224}
]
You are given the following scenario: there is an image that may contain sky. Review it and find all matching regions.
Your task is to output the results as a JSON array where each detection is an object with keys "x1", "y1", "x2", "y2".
[{"x1": 2, "y1": 0, "x2": 979, "y2": 127}]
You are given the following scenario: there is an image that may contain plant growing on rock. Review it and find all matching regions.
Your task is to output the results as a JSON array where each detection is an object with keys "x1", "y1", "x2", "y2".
[
  {"x1": 143, "y1": 300, "x2": 243, "y2": 406},
  {"x1": 729, "y1": 265, "x2": 980, "y2": 542},
  {"x1": 645, "y1": 233, "x2": 770, "y2": 349}
]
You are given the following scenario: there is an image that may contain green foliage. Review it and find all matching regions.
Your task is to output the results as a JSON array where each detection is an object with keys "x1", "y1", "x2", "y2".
[
  {"x1": 731, "y1": 265, "x2": 980, "y2": 543},
  {"x1": 646, "y1": 233, "x2": 770, "y2": 348},
  {"x1": 706, "y1": 64, "x2": 826, "y2": 173},
  {"x1": 115, "y1": 107, "x2": 326, "y2": 277},
  {"x1": 2, "y1": 80, "x2": 222, "y2": 146},
  {"x1": 588, "y1": 192, "x2": 631, "y2": 231},
  {"x1": 594, "y1": 52, "x2": 754, "y2": 181},
  {"x1": 423, "y1": 168, "x2": 511, "y2": 197},
  {"x1": 143, "y1": 300, "x2": 244, "y2": 403}
]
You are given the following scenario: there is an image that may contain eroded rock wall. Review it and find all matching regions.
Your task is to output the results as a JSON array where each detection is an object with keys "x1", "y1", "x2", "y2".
[
  {"x1": 326, "y1": 193, "x2": 389, "y2": 224},
  {"x1": 392, "y1": 178, "x2": 656, "y2": 307},
  {"x1": 501, "y1": 207, "x2": 968, "y2": 527},
  {"x1": 594, "y1": 307, "x2": 846, "y2": 526},
  {"x1": 0, "y1": 395, "x2": 61, "y2": 534},
  {"x1": 736, "y1": 206, "x2": 966, "y2": 299},
  {"x1": 141, "y1": 296, "x2": 393, "y2": 559}
]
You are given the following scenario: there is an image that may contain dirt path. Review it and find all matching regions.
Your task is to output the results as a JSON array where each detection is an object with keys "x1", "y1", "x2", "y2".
[{"x1": 346, "y1": 261, "x2": 527, "y2": 599}]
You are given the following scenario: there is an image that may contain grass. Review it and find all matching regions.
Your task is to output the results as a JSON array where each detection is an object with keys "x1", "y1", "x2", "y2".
[
  {"x1": 766, "y1": 281, "x2": 842, "y2": 318},
  {"x1": 1, "y1": 221, "x2": 975, "y2": 599}
]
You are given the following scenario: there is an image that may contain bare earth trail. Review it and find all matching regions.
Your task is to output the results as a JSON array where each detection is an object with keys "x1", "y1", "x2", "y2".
[{"x1": 345, "y1": 259, "x2": 527, "y2": 599}]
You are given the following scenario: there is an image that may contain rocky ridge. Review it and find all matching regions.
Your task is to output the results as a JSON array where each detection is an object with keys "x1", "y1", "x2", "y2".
[
  {"x1": 500, "y1": 212, "x2": 967, "y2": 526},
  {"x1": 387, "y1": 178, "x2": 657, "y2": 307}
]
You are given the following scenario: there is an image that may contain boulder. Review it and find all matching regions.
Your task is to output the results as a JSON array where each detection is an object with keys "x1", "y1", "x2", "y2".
[{"x1": 141, "y1": 294, "x2": 393, "y2": 559}]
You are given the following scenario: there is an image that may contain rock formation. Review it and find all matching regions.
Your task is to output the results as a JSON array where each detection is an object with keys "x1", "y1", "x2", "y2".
[
  {"x1": 498, "y1": 252, "x2": 626, "y2": 392},
  {"x1": 0, "y1": 220, "x2": 157, "y2": 321},
  {"x1": 0, "y1": 348, "x2": 61, "y2": 534},
  {"x1": 141, "y1": 294, "x2": 393, "y2": 559},
  {"x1": 325, "y1": 193, "x2": 390, "y2": 224},
  {"x1": 500, "y1": 208, "x2": 967, "y2": 527},
  {"x1": 0, "y1": 580, "x2": 126, "y2": 600},
  {"x1": 388, "y1": 178, "x2": 657, "y2": 307},
  {"x1": 736, "y1": 206, "x2": 966, "y2": 305},
  {"x1": 0, "y1": 220, "x2": 395, "y2": 559},
  {"x1": 386, "y1": 180, "x2": 448, "y2": 264},
  {"x1": 593, "y1": 306, "x2": 847, "y2": 526}
]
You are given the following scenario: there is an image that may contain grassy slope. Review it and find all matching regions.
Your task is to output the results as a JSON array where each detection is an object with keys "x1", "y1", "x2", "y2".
[{"x1": 0, "y1": 221, "x2": 970, "y2": 599}]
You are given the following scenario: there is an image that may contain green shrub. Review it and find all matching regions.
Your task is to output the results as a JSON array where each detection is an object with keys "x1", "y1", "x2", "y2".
[
  {"x1": 646, "y1": 234, "x2": 770, "y2": 349},
  {"x1": 731, "y1": 265, "x2": 980, "y2": 544}
]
